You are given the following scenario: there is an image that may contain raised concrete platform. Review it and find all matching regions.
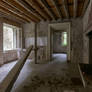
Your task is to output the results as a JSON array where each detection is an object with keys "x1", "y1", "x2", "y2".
[{"x1": 0, "y1": 61, "x2": 17, "y2": 83}]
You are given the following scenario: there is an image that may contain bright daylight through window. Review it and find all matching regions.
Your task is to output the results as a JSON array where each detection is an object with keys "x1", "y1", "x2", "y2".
[{"x1": 62, "y1": 32, "x2": 67, "y2": 46}]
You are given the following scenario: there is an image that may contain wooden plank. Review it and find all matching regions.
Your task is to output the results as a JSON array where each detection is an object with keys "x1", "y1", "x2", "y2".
[
  {"x1": 81, "y1": 0, "x2": 90, "y2": 17},
  {"x1": 2, "y1": 0, "x2": 40, "y2": 22},
  {"x1": 0, "y1": 46, "x2": 33, "y2": 92},
  {"x1": 37, "y1": 0, "x2": 54, "y2": 20},
  {"x1": 0, "y1": 1, "x2": 31, "y2": 22},
  {"x1": 0, "y1": 6, "x2": 30, "y2": 23},
  {"x1": 78, "y1": 64, "x2": 87, "y2": 88},
  {"x1": 62, "y1": 0, "x2": 69, "y2": 18},
  {"x1": 74, "y1": 0, "x2": 77, "y2": 18},
  {"x1": 40, "y1": 0, "x2": 57, "y2": 20},
  {"x1": 52, "y1": 0, "x2": 62, "y2": 18},
  {"x1": 24, "y1": 0, "x2": 51, "y2": 20},
  {"x1": 16, "y1": 0, "x2": 45, "y2": 21}
]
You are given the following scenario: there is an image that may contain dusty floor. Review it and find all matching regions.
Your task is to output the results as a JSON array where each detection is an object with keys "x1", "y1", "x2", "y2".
[
  {"x1": 0, "y1": 61, "x2": 17, "y2": 83},
  {"x1": 9, "y1": 54, "x2": 85, "y2": 92}
]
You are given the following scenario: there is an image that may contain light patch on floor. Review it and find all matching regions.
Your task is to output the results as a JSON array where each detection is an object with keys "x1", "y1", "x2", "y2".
[{"x1": 0, "y1": 61, "x2": 17, "y2": 83}]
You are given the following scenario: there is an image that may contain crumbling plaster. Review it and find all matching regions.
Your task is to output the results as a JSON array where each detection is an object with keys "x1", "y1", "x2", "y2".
[
  {"x1": 0, "y1": 19, "x2": 23, "y2": 65},
  {"x1": 23, "y1": 18, "x2": 83, "y2": 63}
]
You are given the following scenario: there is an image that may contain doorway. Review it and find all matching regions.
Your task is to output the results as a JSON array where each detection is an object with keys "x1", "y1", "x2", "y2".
[
  {"x1": 52, "y1": 31, "x2": 67, "y2": 62},
  {"x1": 87, "y1": 31, "x2": 92, "y2": 64},
  {"x1": 47, "y1": 22, "x2": 71, "y2": 62}
]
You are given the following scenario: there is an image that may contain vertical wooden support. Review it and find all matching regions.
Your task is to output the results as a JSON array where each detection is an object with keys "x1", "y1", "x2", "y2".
[{"x1": 34, "y1": 23, "x2": 37, "y2": 64}]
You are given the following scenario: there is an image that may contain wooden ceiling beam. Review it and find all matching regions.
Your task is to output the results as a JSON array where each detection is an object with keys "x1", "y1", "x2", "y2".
[
  {"x1": 0, "y1": 0, "x2": 32, "y2": 22},
  {"x1": 2, "y1": 0, "x2": 40, "y2": 22},
  {"x1": 0, "y1": 6, "x2": 29, "y2": 23},
  {"x1": 37, "y1": 0, "x2": 55, "y2": 20},
  {"x1": 81, "y1": 0, "x2": 90, "y2": 17},
  {"x1": 3, "y1": 0, "x2": 39, "y2": 23},
  {"x1": 40, "y1": 0, "x2": 57, "y2": 20},
  {"x1": 52, "y1": 0, "x2": 62, "y2": 18},
  {"x1": 74, "y1": 0, "x2": 77, "y2": 18},
  {"x1": 24, "y1": 0, "x2": 51, "y2": 20},
  {"x1": 15, "y1": 0, "x2": 45, "y2": 21},
  {"x1": 62, "y1": 0, "x2": 69, "y2": 18}
]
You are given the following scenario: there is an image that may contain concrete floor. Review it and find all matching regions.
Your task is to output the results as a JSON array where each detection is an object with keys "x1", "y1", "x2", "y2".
[
  {"x1": 9, "y1": 54, "x2": 84, "y2": 92},
  {"x1": 0, "y1": 61, "x2": 17, "y2": 83}
]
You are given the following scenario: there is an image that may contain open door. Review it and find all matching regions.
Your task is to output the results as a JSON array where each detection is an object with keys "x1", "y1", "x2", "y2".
[{"x1": 47, "y1": 23, "x2": 71, "y2": 62}]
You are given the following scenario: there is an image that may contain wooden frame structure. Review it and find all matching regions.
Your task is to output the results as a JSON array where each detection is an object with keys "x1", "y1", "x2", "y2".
[{"x1": 0, "y1": 0, "x2": 89, "y2": 23}]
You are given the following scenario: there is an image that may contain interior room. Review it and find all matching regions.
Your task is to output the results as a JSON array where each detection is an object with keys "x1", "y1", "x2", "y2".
[{"x1": 0, "y1": 0, "x2": 92, "y2": 92}]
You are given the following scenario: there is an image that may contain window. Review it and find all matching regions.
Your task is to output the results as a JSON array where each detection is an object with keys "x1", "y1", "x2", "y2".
[
  {"x1": 3, "y1": 23, "x2": 20, "y2": 51},
  {"x1": 62, "y1": 32, "x2": 67, "y2": 46}
]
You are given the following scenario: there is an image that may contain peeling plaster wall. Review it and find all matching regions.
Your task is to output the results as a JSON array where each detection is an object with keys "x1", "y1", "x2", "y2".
[
  {"x1": 23, "y1": 22, "x2": 35, "y2": 48},
  {"x1": 0, "y1": 19, "x2": 23, "y2": 65},
  {"x1": 37, "y1": 19, "x2": 83, "y2": 63},
  {"x1": 83, "y1": 0, "x2": 92, "y2": 64},
  {"x1": 71, "y1": 19, "x2": 83, "y2": 63},
  {"x1": 23, "y1": 18, "x2": 83, "y2": 63}
]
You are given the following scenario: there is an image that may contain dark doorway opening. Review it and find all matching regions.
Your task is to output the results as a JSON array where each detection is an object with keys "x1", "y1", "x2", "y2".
[{"x1": 87, "y1": 31, "x2": 92, "y2": 64}]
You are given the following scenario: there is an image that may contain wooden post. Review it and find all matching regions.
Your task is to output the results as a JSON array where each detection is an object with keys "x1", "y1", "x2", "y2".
[{"x1": 34, "y1": 23, "x2": 37, "y2": 64}]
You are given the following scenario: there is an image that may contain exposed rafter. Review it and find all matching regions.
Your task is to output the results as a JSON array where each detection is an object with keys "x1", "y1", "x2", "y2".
[
  {"x1": 62, "y1": 0, "x2": 69, "y2": 18},
  {"x1": 52, "y1": 0, "x2": 62, "y2": 18},
  {"x1": 40, "y1": 0, "x2": 57, "y2": 20},
  {"x1": 0, "y1": 6, "x2": 29, "y2": 23},
  {"x1": 0, "y1": 0, "x2": 31, "y2": 22},
  {"x1": 0, "y1": 0, "x2": 89, "y2": 22},
  {"x1": 15, "y1": 0, "x2": 46, "y2": 21},
  {"x1": 81, "y1": 0, "x2": 90, "y2": 16},
  {"x1": 24, "y1": 0, "x2": 51, "y2": 20},
  {"x1": 37, "y1": 0, "x2": 55, "y2": 20},
  {"x1": 74, "y1": 0, "x2": 77, "y2": 18},
  {"x1": 3, "y1": 0, "x2": 40, "y2": 22}
]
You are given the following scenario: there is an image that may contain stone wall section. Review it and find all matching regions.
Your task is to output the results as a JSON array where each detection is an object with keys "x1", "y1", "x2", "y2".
[{"x1": 83, "y1": 0, "x2": 92, "y2": 64}]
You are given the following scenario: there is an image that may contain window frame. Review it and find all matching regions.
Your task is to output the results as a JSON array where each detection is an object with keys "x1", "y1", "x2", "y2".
[
  {"x1": 3, "y1": 23, "x2": 20, "y2": 51},
  {"x1": 62, "y1": 32, "x2": 67, "y2": 46}
]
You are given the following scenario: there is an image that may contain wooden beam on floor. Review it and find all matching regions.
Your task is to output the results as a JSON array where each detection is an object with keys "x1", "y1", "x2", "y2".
[
  {"x1": 0, "y1": 46, "x2": 33, "y2": 92},
  {"x1": 74, "y1": 0, "x2": 77, "y2": 18},
  {"x1": 2, "y1": 0, "x2": 40, "y2": 22},
  {"x1": 62, "y1": 0, "x2": 69, "y2": 18},
  {"x1": 40, "y1": 0, "x2": 57, "y2": 20},
  {"x1": 24, "y1": 0, "x2": 51, "y2": 20},
  {"x1": 81, "y1": 0, "x2": 90, "y2": 17}
]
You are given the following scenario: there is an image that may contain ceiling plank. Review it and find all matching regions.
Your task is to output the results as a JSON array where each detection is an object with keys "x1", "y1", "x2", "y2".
[
  {"x1": 81, "y1": 0, "x2": 90, "y2": 17},
  {"x1": 52, "y1": 0, "x2": 62, "y2": 18},
  {"x1": 37, "y1": 0, "x2": 54, "y2": 20},
  {"x1": 24, "y1": 0, "x2": 51, "y2": 20},
  {"x1": 40, "y1": 0, "x2": 57, "y2": 20},
  {"x1": 0, "y1": 6, "x2": 29, "y2": 23},
  {"x1": 2, "y1": 0, "x2": 39, "y2": 22},
  {"x1": 0, "y1": 0, "x2": 31, "y2": 22},
  {"x1": 74, "y1": 0, "x2": 77, "y2": 18},
  {"x1": 2, "y1": 0, "x2": 40, "y2": 22},
  {"x1": 15, "y1": 0, "x2": 45, "y2": 21},
  {"x1": 62, "y1": 0, "x2": 69, "y2": 18}
]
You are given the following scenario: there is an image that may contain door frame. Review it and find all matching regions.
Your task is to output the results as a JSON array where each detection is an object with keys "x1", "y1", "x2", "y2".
[{"x1": 46, "y1": 22, "x2": 71, "y2": 62}]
